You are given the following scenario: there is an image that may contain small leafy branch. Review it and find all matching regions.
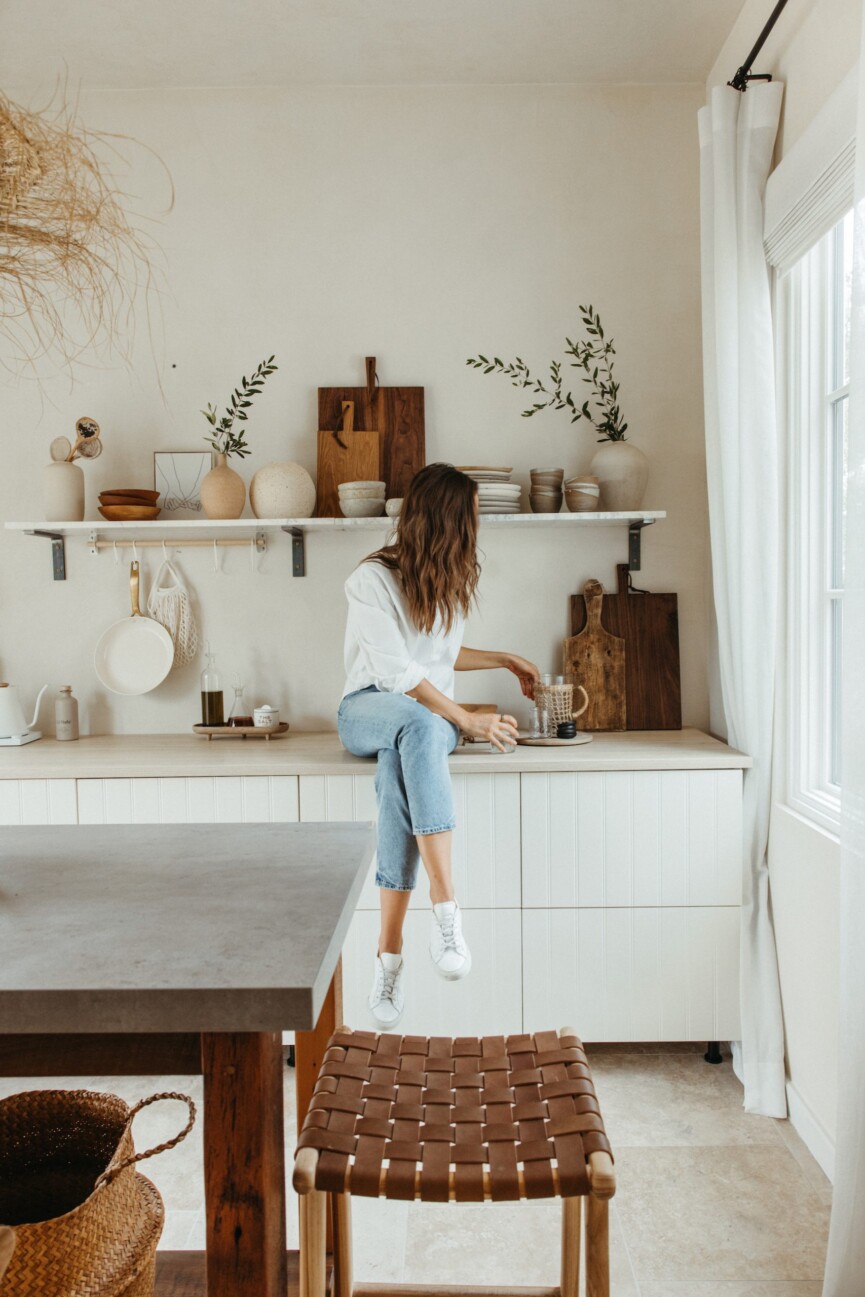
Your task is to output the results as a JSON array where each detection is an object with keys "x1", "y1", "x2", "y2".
[
  {"x1": 202, "y1": 356, "x2": 278, "y2": 458},
  {"x1": 466, "y1": 306, "x2": 628, "y2": 442}
]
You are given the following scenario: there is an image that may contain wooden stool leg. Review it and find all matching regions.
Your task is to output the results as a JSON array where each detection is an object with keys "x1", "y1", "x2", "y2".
[
  {"x1": 560, "y1": 1195, "x2": 581, "y2": 1297},
  {"x1": 332, "y1": 1191, "x2": 353, "y2": 1297},
  {"x1": 585, "y1": 1194, "x2": 610, "y2": 1297},
  {"x1": 299, "y1": 1188, "x2": 327, "y2": 1297}
]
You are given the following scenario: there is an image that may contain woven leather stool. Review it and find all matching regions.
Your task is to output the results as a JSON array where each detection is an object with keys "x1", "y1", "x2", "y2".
[{"x1": 293, "y1": 1026, "x2": 615, "y2": 1297}]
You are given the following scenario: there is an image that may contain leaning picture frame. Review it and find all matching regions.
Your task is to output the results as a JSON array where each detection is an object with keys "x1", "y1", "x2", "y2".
[{"x1": 154, "y1": 451, "x2": 212, "y2": 519}]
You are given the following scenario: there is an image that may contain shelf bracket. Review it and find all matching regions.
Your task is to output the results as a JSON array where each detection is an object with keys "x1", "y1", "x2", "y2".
[
  {"x1": 628, "y1": 519, "x2": 655, "y2": 571},
  {"x1": 25, "y1": 530, "x2": 67, "y2": 581},
  {"x1": 283, "y1": 526, "x2": 306, "y2": 577}
]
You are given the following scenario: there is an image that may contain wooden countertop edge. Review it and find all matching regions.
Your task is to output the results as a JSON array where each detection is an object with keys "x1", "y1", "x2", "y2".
[{"x1": 0, "y1": 729, "x2": 753, "y2": 778}]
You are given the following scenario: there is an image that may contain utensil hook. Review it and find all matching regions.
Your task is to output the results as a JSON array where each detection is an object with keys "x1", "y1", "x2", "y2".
[
  {"x1": 113, "y1": 540, "x2": 119, "y2": 566},
  {"x1": 213, "y1": 539, "x2": 222, "y2": 574}
]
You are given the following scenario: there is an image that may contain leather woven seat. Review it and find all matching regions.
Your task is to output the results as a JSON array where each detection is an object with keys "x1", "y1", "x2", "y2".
[{"x1": 296, "y1": 1027, "x2": 613, "y2": 1204}]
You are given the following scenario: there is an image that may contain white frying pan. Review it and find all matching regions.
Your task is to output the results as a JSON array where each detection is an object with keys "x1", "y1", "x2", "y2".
[{"x1": 95, "y1": 562, "x2": 174, "y2": 695}]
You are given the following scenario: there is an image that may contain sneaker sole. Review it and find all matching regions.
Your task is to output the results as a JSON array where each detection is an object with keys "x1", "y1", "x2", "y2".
[
  {"x1": 431, "y1": 950, "x2": 472, "y2": 982},
  {"x1": 369, "y1": 1001, "x2": 404, "y2": 1029}
]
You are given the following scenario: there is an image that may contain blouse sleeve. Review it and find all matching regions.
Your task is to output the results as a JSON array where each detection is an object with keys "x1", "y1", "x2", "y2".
[{"x1": 344, "y1": 567, "x2": 427, "y2": 695}]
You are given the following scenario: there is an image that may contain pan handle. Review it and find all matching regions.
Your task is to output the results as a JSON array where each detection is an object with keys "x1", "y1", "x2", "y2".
[{"x1": 130, "y1": 561, "x2": 143, "y2": 617}]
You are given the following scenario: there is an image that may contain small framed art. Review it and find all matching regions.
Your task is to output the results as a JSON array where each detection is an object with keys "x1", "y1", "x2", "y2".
[{"x1": 154, "y1": 451, "x2": 212, "y2": 518}]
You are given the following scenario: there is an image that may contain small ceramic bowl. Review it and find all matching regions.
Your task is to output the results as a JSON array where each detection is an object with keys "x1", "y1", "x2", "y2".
[
  {"x1": 529, "y1": 495, "x2": 562, "y2": 514},
  {"x1": 339, "y1": 480, "x2": 386, "y2": 491},
  {"x1": 385, "y1": 498, "x2": 403, "y2": 517},
  {"x1": 340, "y1": 498, "x2": 387, "y2": 518}
]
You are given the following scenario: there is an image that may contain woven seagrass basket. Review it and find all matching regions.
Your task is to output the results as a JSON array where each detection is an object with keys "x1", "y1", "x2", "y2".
[{"x1": 0, "y1": 1089, "x2": 195, "y2": 1297}]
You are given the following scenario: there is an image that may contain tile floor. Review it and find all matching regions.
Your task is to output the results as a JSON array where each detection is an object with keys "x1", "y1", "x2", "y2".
[{"x1": 0, "y1": 1044, "x2": 831, "y2": 1295}]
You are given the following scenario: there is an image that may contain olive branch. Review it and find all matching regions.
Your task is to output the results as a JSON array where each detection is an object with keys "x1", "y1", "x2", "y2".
[{"x1": 202, "y1": 355, "x2": 278, "y2": 459}]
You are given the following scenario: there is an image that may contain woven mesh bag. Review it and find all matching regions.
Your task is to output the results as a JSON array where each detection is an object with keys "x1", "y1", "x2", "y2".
[{"x1": 0, "y1": 1089, "x2": 194, "y2": 1297}]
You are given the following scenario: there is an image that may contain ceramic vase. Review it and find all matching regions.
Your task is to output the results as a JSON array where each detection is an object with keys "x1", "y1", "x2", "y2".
[
  {"x1": 43, "y1": 461, "x2": 85, "y2": 522},
  {"x1": 249, "y1": 461, "x2": 316, "y2": 519},
  {"x1": 200, "y1": 453, "x2": 246, "y2": 519},
  {"x1": 589, "y1": 440, "x2": 649, "y2": 510}
]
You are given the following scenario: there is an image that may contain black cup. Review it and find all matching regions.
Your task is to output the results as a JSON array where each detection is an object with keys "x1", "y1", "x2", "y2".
[{"x1": 557, "y1": 720, "x2": 577, "y2": 739}]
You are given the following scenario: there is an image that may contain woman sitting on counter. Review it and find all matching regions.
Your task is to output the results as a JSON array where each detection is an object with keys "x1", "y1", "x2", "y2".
[{"x1": 338, "y1": 463, "x2": 540, "y2": 1028}]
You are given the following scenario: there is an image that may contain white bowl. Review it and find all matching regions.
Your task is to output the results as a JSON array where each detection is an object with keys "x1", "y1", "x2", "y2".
[
  {"x1": 339, "y1": 480, "x2": 386, "y2": 491},
  {"x1": 339, "y1": 487, "x2": 386, "y2": 500},
  {"x1": 339, "y1": 498, "x2": 387, "y2": 518},
  {"x1": 385, "y1": 498, "x2": 403, "y2": 517}
]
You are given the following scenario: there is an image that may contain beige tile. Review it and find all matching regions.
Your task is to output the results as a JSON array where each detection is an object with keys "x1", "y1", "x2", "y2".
[
  {"x1": 404, "y1": 1198, "x2": 637, "y2": 1293},
  {"x1": 614, "y1": 1146, "x2": 830, "y2": 1283},
  {"x1": 774, "y1": 1119, "x2": 834, "y2": 1208},
  {"x1": 353, "y1": 1197, "x2": 409, "y2": 1283},
  {"x1": 587, "y1": 1054, "x2": 783, "y2": 1149},
  {"x1": 158, "y1": 1208, "x2": 200, "y2": 1251},
  {"x1": 640, "y1": 1285, "x2": 823, "y2": 1296}
]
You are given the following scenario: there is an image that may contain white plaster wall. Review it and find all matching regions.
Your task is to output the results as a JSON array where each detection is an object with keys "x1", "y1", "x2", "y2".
[
  {"x1": 0, "y1": 83, "x2": 707, "y2": 735},
  {"x1": 708, "y1": 0, "x2": 860, "y2": 1168}
]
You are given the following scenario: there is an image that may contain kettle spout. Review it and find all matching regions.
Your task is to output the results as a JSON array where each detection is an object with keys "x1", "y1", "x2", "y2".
[{"x1": 29, "y1": 685, "x2": 49, "y2": 730}]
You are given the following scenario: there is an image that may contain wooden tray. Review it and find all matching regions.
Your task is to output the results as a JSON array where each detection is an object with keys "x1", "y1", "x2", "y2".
[
  {"x1": 193, "y1": 723, "x2": 289, "y2": 741},
  {"x1": 516, "y1": 732, "x2": 593, "y2": 747}
]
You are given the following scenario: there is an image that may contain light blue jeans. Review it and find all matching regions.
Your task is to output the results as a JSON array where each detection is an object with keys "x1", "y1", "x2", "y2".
[{"x1": 337, "y1": 686, "x2": 460, "y2": 891}]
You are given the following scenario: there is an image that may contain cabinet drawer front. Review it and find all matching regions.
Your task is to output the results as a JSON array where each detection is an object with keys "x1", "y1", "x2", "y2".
[
  {"x1": 343, "y1": 908, "x2": 522, "y2": 1037},
  {"x1": 521, "y1": 770, "x2": 743, "y2": 907},
  {"x1": 0, "y1": 780, "x2": 77, "y2": 825},
  {"x1": 299, "y1": 772, "x2": 521, "y2": 910},
  {"x1": 76, "y1": 776, "x2": 299, "y2": 824},
  {"x1": 522, "y1": 907, "x2": 740, "y2": 1042}
]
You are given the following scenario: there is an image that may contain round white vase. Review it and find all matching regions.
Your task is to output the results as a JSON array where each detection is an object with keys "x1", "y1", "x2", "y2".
[
  {"x1": 589, "y1": 440, "x2": 649, "y2": 511},
  {"x1": 43, "y1": 461, "x2": 85, "y2": 521},
  {"x1": 249, "y1": 462, "x2": 316, "y2": 519}
]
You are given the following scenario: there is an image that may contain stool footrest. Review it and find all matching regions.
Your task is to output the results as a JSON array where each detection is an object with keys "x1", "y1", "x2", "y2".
[{"x1": 354, "y1": 1286, "x2": 559, "y2": 1297}]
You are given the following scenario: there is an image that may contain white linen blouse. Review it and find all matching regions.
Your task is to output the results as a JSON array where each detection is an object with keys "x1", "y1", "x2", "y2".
[{"x1": 342, "y1": 561, "x2": 465, "y2": 699}]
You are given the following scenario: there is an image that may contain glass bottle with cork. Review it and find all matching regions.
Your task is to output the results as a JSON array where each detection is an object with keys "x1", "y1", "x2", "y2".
[{"x1": 200, "y1": 643, "x2": 224, "y2": 726}]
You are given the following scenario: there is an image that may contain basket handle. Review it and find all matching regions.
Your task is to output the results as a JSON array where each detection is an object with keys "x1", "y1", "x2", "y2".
[{"x1": 95, "y1": 1091, "x2": 197, "y2": 1189}]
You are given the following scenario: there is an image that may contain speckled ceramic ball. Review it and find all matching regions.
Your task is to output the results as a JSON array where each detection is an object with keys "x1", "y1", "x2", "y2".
[{"x1": 249, "y1": 462, "x2": 316, "y2": 519}]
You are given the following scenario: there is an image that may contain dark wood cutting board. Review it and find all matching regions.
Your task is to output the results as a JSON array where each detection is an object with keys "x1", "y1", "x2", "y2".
[
  {"x1": 570, "y1": 564, "x2": 681, "y2": 730},
  {"x1": 318, "y1": 356, "x2": 425, "y2": 505},
  {"x1": 563, "y1": 579, "x2": 627, "y2": 732}
]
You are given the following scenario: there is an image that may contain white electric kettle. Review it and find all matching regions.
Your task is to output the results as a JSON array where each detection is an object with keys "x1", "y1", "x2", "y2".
[{"x1": 0, "y1": 683, "x2": 48, "y2": 746}]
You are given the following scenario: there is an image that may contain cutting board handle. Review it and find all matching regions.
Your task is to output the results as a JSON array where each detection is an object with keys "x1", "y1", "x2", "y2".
[
  {"x1": 332, "y1": 400, "x2": 354, "y2": 448},
  {"x1": 365, "y1": 356, "x2": 378, "y2": 402},
  {"x1": 584, "y1": 579, "x2": 605, "y2": 629}
]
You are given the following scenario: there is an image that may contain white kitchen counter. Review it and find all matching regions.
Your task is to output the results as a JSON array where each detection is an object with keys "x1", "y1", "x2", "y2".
[{"x1": 0, "y1": 728, "x2": 750, "y2": 780}]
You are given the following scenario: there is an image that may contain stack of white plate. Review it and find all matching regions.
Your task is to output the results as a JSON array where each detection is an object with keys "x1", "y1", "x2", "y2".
[{"x1": 457, "y1": 466, "x2": 522, "y2": 514}]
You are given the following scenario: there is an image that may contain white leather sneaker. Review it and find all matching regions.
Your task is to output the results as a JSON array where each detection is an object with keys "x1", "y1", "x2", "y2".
[
  {"x1": 369, "y1": 952, "x2": 405, "y2": 1029},
  {"x1": 429, "y1": 901, "x2": 472, "y2": 981}
]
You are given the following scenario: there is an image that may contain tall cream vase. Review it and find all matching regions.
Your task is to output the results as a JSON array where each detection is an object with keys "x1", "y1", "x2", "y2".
[
  {"x1": 589, "y1": 439, "x2": 649, "y2": 511},
  {"x1": 201, "y1": 452, "x2": 245, "y2": 519}
]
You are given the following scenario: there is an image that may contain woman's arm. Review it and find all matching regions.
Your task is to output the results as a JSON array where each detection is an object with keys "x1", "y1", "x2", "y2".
[
  {"x1": 407, "y1": 677, "x2": 518, "y2": 752},
  {"x1": 455, "y1": 647, "x2": 541, "y2": 700}
]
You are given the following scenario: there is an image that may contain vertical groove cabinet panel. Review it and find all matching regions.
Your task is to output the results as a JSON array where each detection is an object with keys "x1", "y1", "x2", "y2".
[
  {"x1": 521, "y1": 771, "x2": 743, "y2": 908},
  {"x1": 521, "y1": 908, "x2": 741, "y2": 1042},
  {"x1": 343, "y1": 908, "x2": 522, "y2": 1036},
  {"x1": 0, "y1": 780, "x2": 77, "y2": 825},
  {"x1": 76, "y1": 777, "x2": 299, "y2": 824},
  {"x1": 298, "y1": 773, "x2": 521, "y2": 911}
]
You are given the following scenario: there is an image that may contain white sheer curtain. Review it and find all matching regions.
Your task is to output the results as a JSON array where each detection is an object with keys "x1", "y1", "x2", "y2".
[
  {"x1": 821, "y1": 38, "x2": 865, "y2": 1297},
  {"x1": 698, "y1": 82, "x2": 787, "y2": 1117}
]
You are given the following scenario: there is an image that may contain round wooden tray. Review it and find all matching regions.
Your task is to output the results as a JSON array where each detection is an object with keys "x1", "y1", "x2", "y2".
[
  {"x1": 515, "y1": 731, "x2": 593, "y2": 747},
  {"x1": 193, "y1": 723, "x2": 289, "y2": 741}
]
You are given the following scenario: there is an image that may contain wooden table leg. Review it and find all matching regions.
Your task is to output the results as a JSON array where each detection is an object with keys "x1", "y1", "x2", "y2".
[
  {"x1": 201, "y1": 1032, "x2": 287, "y2": 1297},
  {"x1": 294, "y1": 956, "x2": 343, "y2": 1131}
]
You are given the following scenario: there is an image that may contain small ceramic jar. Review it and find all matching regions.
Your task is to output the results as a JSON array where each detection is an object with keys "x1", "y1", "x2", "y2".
[{"x1": 253, "y1": 704, "x2": 279, "y2": 730}]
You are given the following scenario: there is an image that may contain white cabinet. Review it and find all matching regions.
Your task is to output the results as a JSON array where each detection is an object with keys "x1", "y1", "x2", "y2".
[
  {"x1": 0, "y1": 779, "x2": 77, "y2": 825},
  {"x1": 77, "y1": 776, "x2": 299, "y2": 824},
  {"x1": 343, "y1": 908, "x2": 522, "y2": 1037}
]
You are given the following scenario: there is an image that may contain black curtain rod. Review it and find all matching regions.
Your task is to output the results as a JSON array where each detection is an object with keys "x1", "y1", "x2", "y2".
[{"x1": 728, "y1": 0, "x2": 792, "y2": 91}]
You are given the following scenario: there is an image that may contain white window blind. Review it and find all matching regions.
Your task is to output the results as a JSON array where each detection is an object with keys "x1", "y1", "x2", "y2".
[{"x1": 764, "y1": 66, "x2": 857, "y2": 272}]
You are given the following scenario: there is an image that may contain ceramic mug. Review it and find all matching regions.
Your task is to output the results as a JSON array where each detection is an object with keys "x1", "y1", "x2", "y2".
[{"x1": 253, "y1": 705, "x2": 279, "y2": 730}]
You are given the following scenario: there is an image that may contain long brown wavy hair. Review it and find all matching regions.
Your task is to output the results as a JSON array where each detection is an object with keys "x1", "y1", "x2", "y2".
[{"x1": 365, "y1": 463, "x2": 480, "y2": 634}]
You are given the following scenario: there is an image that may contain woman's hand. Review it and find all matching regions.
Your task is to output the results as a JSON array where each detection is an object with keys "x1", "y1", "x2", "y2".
[
  {"x1": 461, "y1": 709, "x2": 519, "y2": 753},
  {"x1": 502, "y1": 653, "x2": 541, "y2": 700}
]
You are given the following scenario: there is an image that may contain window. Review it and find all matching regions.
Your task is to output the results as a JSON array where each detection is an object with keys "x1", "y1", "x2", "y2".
[{"x1": 780, "y1": 210, "x2": 850, "y2": 832}]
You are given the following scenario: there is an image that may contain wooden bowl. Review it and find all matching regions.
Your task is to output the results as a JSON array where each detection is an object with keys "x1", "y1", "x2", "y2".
[
  {"x1": 98, "y1": 505, "x2": 162, "y2": 521},
  {"x1": 99, "y1": 489, "x2": 160, "y2": 503}
]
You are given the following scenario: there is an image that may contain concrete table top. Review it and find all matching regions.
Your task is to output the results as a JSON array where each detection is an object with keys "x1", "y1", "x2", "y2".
[{"x1": 0, "y1": 821, "x2": 375, "y2": 1035}]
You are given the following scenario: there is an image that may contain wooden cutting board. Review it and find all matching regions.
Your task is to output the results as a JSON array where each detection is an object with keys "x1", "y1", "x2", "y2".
[
  {"x1": 318, "y1": 356, "x2": 424, "y2": 503},
  {"x1": 563, "y1": 580, "x2": 627, "y2": 732},
  {"x1": 570, "y1": 564, "x2": 681, "y2": 730},
  {"x1": 314, "y1": 400, "x2": 381, "y2": 518}
]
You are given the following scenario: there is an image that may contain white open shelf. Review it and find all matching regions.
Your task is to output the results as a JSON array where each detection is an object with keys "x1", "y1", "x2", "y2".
[{"x1": 5, "y1": 511, "x2": 666, "y2": 579}]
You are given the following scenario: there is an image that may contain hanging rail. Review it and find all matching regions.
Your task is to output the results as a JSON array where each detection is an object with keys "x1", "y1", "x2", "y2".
[
  {"x1": 728, "y1": 0, "x2": 791, "y2": 91},
  {"x1": 88, "y1": 533, "x2": 266, "y2": 553}
]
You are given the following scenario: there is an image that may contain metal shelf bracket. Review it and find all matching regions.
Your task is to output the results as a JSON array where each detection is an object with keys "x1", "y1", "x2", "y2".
[
  {"x1": 25, "y1": 530, "x2": 67, "y2": 581},
  {"x1": 283, "y1": 527, "x2": 306, "y2": 577},
  {"x1": 628, "y1": 519, "x2": 655, "y2": 571}
]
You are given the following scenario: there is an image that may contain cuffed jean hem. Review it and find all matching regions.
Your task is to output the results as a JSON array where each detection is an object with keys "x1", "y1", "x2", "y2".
[
  {"x1": 374, "y1": 876, "x2": 415, "y2": 891},
  {"x1": 413, "y1": 821, "x2": 456, "y2": 835}
]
